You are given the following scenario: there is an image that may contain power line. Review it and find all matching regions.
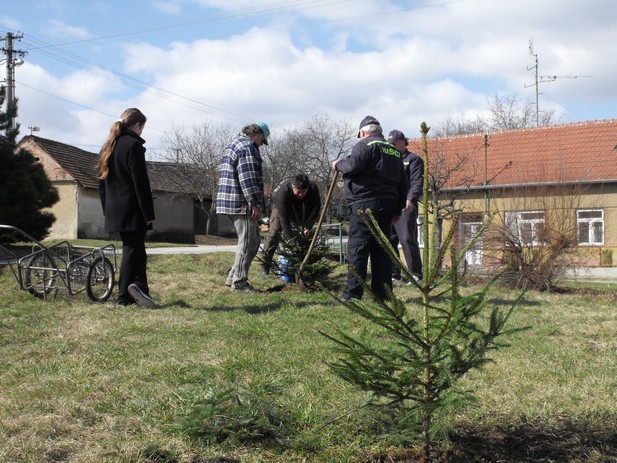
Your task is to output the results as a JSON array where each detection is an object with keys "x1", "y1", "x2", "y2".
[
  {"x1": 6, "y1": 0, "x2": 351, "y2": 127},
  {"x1": 6, "y1": 0, "x2": 467, "y2": 138},
  {"x1": 9, "y1": 0, "x2": 354, "y2": 126},
  {"x1": 17, "y1": 34, "x2": 253, "y2": 124},
  {"x1": 29, "y1": 0, "x2": 346, "y2": 49}
]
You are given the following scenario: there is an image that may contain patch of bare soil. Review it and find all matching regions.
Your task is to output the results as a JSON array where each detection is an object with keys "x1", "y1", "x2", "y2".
[
  {"x1": 359, "y1": 417, "x2": 617, "y2": 463},
  {"x1": 436, "y1": 417, "x2": 617, "y2": 463}
]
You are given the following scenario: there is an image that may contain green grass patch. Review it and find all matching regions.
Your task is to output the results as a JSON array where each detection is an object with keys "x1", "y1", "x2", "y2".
[{"x1": 0, "y1": 253, "x2": 615, "y2": 462}]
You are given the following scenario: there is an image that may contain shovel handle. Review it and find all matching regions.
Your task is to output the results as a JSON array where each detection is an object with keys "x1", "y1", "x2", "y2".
[{"x1": 297, "y1": 171, "x2": 339, "y2": 279}]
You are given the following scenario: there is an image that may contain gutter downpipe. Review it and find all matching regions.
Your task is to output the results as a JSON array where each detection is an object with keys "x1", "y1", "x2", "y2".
[{"x1": 483, "y1": 134, "x2": 489, "y2": 215}]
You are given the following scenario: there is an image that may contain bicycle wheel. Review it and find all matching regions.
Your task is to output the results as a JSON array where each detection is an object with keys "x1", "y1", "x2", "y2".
[
  {"x1": 86, "y1": 256, "x2": 114, "y2": 302},
  {"x1": 68, "y1": 258, "x2": 91, "y2": 292},
  {"x1": 24, "y1": 253, "x2": 57, "y2": 299}
]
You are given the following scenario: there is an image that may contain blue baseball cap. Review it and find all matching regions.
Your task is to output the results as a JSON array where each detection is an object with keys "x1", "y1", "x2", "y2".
[{"x1": 256, "y1": 121, "x2": 270, "y2": 145}]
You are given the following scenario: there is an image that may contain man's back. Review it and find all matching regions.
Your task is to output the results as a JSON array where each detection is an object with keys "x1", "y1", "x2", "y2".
[{"x1": 337, "y1": 135, "x2": 408, "y2": 211}]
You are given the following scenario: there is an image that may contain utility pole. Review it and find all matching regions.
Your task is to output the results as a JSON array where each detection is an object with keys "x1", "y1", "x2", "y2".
[
  {"x1": 525, "y1": 41, "x2": 541, "y2": 127},
  {"x1": 1, "y1": 32, "x2": 27, "y2": 129},
  {"x1": 525, "y1": 40, "x2": 591, "y2": 127}
]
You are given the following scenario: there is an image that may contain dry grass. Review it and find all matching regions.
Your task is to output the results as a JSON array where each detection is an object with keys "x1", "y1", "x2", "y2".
[{"x1": 0, "y1": 252, "x2": 615, "y2": 462}]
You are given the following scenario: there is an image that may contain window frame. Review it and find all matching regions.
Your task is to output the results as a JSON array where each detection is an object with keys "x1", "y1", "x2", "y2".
[
  {"x1": 459, "y1": 212, "x2": 484, "y2": 266},
  {"x1": 417, "y1": 214, "x2": 425, "y2": 248},
  {"x1": 505, "y1": 210, "x2": 546, "y2": 245},
  {"x1": 576, "y1": 209, "x2": 604, "y2": 246}
]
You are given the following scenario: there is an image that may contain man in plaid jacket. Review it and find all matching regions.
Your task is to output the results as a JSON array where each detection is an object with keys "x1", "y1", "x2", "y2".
[{"x1": 216, "y1": 122, "x2": 270, "y2": 291}]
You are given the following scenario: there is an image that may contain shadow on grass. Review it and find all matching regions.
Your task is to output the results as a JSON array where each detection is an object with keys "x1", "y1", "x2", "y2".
[
  {"x1": 206, "y1": 299, "x2": 323, "y2": 314},
  {"x1": 154, "y1": 300, "x2": 285, "y2": 314},
  {"x1": 152, "y1": 415, "x2": 617, "y2": 463},
  {"x1": 488, "y1": 296, "x2": 541, "y2": 307},
  {"x1": 435, "y1": 416, "x2": 617, "y2": 463},
  {"x1": 160, "y1": 292, "x2": 329, "y2": 315},
  {"x1": 157, "y1": 300, "x2": 192, "y2": 309}
]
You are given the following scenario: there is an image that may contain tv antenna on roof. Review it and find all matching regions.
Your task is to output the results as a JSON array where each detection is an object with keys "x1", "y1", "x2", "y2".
[{"x1": 525, "y1": 40, "x2": 592, "y2": 127}]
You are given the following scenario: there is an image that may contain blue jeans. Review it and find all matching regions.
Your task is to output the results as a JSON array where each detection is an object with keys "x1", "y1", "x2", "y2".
[
  {"x1": 226, "y1": 213, "x2": 261, "y2": 288},
  {"x1": 261, "y1": 206, "x2": 282, "y2": 272}
]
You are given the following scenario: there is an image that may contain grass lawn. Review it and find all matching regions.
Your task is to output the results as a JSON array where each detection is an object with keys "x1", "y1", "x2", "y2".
[{"x1": 0, "y1": 251, "x2": 615, "y2": 462}]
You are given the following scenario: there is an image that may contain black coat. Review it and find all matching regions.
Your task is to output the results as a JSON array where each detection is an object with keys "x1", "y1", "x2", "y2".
[
  {"x1": 98, "y1": 129, "x2": 155, "y2": 232},
  {"x1": 401, "y1": 149, "x2": 424, "y2": 204},
  {"x1": 335, "y1": 134, "x2": 408, "y2": 216}
]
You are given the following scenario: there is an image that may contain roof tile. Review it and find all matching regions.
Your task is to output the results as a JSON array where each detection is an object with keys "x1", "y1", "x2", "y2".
[
  {"x1": 19, "y1": 136, "x2": 198, "y2": 194},
  {"x1": 408, "y1": 120, "x2": 617, "y2": 188}
]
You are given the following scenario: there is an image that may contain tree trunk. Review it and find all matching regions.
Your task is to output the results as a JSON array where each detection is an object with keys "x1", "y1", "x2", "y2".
[
  {"x1": 206, "y1": 210, "x2": 218, "y2": 236},
  {"x1": 421, "y1": 286, "x2": 432, "y2": 463}
]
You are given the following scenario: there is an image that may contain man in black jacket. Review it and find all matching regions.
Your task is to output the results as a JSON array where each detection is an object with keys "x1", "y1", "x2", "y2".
[
  {"x1": 332, "y1": 116, "x2": 408, "y2": 301},
  {"x1": 388, "y1": 129, "x2": 424, "y2": 284},
  {"x1": 261, "y1": 173, "x2": 321, "y2": 275}
]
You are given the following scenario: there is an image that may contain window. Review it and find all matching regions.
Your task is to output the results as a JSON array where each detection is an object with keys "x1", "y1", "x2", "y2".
[
  {"x1": 577, "y1": 209, "x2": 604, "y2": 245},
  {"x1": 505, "y1": 211, "x2": 545, "y2": 245},
  {"x1": 459, "y1": 213, "x2": 484, "y2": 266}
]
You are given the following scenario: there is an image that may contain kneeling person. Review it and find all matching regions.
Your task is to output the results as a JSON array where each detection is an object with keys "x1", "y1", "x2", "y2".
[{"x1": 261, "y1": 173, "x2": 321, "y2": 275}]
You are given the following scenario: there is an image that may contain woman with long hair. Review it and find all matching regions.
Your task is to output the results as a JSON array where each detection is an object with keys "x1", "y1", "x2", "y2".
[{"x1": 98, "y1": 108, "x2": 156, "y2": 307}]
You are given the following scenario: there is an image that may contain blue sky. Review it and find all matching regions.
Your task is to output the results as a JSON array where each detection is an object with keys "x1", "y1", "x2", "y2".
[{"x1": 2, "y1": 0, "x2": 616, "y2": 158}]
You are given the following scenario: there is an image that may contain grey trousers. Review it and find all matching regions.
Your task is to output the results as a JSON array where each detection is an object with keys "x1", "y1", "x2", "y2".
[
  {"x1": 390, "y1": 205, "x2": 423, "y2": 280},
  {"x1": 261, "y1": 206, "x2": 282, "y2": 272},
  {"x1": 226, "y1": 213, "x2": 261, "y2": 288}
]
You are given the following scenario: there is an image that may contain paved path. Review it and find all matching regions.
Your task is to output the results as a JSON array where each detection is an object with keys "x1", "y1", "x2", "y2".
[
  {"x1": 564, "y1": 267, "x2": 617, "y2": 283},
  {"x1": 147, "y1": 245, "x2": 237, "y2": 255}
]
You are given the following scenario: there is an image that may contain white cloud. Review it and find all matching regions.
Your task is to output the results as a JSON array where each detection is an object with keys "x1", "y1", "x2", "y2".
[
  {"x1": 0, "y1": 15, "x2": 21, "y2": 29},
  {"x1": 41, "y1": 19, "x2": 90, "y2": 40},
  {"x1": 150, "y1": 0, "x2": 184, "y2": 15},
  {"x1": 91, "y1": 2, "x2": 112, "y2": 16},
  {"x1": 8, "y1": 0, "x2": 617, "y2": 157}
]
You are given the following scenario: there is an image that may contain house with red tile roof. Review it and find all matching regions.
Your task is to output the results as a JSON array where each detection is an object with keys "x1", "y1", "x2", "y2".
[{"x1": 407, "y1": 120, "x2": 617, "y2": 269}]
